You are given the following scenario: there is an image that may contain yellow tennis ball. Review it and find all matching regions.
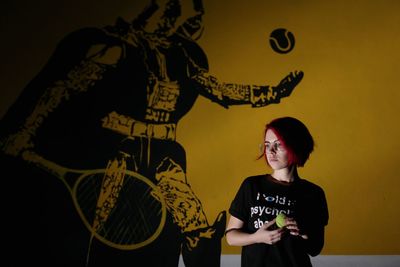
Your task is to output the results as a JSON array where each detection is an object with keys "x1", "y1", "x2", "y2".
[{"x1": 276, "y1": 213, "x2": 286, "y2": 228}]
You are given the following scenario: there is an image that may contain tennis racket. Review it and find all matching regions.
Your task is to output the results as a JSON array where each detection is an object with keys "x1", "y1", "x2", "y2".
[{"x1": 22, "y1": 150, "x2": 167, "y2": 250}]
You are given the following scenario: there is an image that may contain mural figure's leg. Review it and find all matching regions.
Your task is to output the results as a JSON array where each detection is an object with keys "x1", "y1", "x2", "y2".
[
  {"x1": 155, "y1": 157, "x2": 226, "y2": 267},
  {"x1": 181, "y1": 211, "x2": 226, "y2": 267}
]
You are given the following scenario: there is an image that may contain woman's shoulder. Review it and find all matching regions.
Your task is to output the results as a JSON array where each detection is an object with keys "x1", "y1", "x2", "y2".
[
  {"x1": 296, "y1": 177, "x2": 326, "y2": 195},
  {"x1": 242, "y1": 174, "x2": 266, "y2": 184},
  {"x1": 238, "y1": 174, "x2": 272, "y2": 190}
]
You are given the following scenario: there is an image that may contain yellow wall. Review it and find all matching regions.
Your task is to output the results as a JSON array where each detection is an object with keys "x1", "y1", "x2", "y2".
[{"x1": 1, "y1": 0, "x2": 400, "y2": 255}]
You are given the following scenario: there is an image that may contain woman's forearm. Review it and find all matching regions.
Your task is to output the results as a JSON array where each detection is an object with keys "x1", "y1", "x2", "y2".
[{"x1": 225, "y1": 229, "x2": 259, "y2": 247}]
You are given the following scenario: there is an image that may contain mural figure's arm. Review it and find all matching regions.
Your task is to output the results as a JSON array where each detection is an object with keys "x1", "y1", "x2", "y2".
[
  {"x1": 0, "y1": 30, "x2": 123, "y2": 157},
  {"x1": 131, "y1": 0, "x2": 203, "y2": 38},
  {"x1": 132, "y1": 0, "x2": 186, "y2": 37},
  {"x1": 175, "y1": 0, "x2": 205, "y2": 40},
  {"x1": 172, "y1": 0, "x2": 303, "y2": 109},
  {"x1": 192, "y1": 70, "x2": 304, "y2": 108},
  {"x1": 131, "y1": 0, "x2": 160, "y2": 30}
]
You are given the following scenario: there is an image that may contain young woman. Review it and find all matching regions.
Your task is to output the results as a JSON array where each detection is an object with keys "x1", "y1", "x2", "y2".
[{"x1": 226, "y1": 117, "x2": 329, "y2": 267}]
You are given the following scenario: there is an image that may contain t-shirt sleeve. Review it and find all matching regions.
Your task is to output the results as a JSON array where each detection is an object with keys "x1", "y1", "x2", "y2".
[
  {"x1": 310, "y1": 186, "x2": 329, "y2": 228},
  {"x1": 296, "y1": 181, "x2": 329, "y2": 230},
  {"x1": 228, "y1": 178, "x2": 250, "y2": 223},
  {"x1": 299, "y1": 183, "x2": 329, "y2": 256}
]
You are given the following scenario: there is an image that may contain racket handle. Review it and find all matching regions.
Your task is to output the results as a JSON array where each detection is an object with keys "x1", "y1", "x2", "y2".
[{"x1": 22, "y1": 150, "x2": 67, "y2": 178}]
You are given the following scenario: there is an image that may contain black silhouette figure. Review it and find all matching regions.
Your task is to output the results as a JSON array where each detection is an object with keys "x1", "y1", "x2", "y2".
[{"x1": 0, "y1": 0, "x2": 303, "y2": 266}]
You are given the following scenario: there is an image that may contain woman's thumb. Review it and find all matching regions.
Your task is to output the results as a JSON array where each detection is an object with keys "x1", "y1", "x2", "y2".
[{"x1": 262, "y1": 219, "x2": 276, "y2": 229}]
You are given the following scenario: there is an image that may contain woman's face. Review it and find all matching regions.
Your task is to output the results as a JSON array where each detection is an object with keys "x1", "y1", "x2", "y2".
[{"x1": 265, "y1": 129, "x2": 289, "y2": 170}]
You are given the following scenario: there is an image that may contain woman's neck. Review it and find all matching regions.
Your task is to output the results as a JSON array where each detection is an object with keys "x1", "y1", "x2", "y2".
[{"x1": 271, "y1": 166, "x2": 297, "y2": 183}]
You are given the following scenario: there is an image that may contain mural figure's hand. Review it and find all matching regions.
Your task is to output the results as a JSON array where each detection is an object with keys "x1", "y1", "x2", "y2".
[
  {"x1": 251, "y1": 71, "x2": 304, "y2": 107},
  {"x1": 0, "y1": 130, "x2": 33, "y2": 157},
  {"x1": 272, "y1": 70, "x2": 304, "y2": 100}
]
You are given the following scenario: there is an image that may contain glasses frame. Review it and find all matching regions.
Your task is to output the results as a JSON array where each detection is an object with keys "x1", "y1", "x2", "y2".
[{"x1": 264, "y1": 141, "x2": 285, "y2": 153}]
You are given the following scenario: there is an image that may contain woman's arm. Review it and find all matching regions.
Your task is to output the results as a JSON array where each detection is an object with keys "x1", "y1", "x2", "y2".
[
  {"x1": 302, "y1": 226, "x2": 325, "y2": 256},
  {"x1": 225, "y1": 215, "x2": 283, "y2": 246}
]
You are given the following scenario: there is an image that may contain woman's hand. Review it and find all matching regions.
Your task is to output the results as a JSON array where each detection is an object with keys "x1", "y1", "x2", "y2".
[
  {"x1": 285, "y1": 217, "x2": 308, "y2": 239},
  {"x1": 253, "y1": 219, "x2": 283, "y2": 245}
]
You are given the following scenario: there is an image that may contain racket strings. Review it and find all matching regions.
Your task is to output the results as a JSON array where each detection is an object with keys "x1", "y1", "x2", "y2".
[{"x1": 74, "y1": 170, "x2": 165, "y2": 248}]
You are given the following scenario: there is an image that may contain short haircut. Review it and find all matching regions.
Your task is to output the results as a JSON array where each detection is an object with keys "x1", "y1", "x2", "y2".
[{"x1": 263, "y1": 117, "x2": 314, "y2": 167}]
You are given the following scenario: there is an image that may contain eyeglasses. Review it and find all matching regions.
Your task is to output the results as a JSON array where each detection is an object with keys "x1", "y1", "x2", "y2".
[{"x1": 263, "y1": 141, "x2": 285, "y2": 153}]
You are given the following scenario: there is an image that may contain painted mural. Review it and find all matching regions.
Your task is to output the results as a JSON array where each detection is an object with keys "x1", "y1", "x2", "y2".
[{"x1": 0, "y1": 0, "x2": 303, "y2": 266}]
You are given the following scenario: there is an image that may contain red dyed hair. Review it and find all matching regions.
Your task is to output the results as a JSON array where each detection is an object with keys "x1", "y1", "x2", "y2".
[{"x1": 260, "y1": 117, "x2": 314, "y2": 167}]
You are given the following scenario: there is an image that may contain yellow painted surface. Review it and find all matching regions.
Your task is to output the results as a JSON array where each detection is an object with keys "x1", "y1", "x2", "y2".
[{"x1": 1, "y1": 0, "x2": 399, "y2": 255}]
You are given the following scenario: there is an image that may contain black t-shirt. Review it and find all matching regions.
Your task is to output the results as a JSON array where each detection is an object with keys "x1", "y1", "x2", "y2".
[{"x1": 229, "y1": 175, "x2": 329, "y2": 267}]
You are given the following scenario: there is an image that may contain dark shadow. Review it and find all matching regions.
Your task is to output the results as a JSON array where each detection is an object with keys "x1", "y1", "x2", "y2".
[{"x1": 0, "y1": 0, "x2": 303, "y2": 266}]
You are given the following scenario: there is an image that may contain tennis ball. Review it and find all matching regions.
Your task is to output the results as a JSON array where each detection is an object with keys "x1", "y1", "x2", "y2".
[
  {"x1": 269, "y1": 28, "x2": 295, "y2": 54},
  {"x1": 276, "y1": 213, "x2": 286, "y2": 228}
]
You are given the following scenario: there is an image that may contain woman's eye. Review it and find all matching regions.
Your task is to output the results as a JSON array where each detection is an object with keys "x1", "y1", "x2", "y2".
[{"x1": 265, "y1": 141, "x2": 283, "y2": 151}]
